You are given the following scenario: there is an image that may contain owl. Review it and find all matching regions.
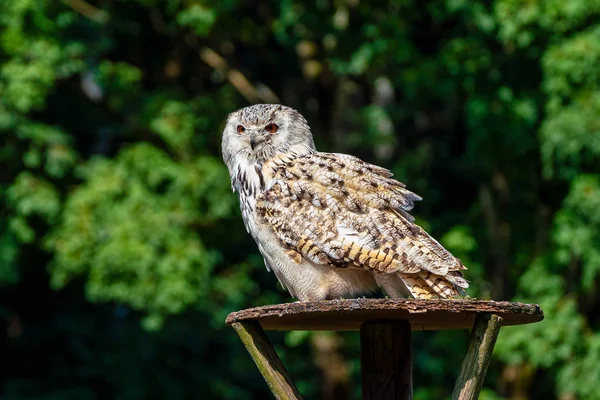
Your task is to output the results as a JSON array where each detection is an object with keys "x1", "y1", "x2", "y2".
[{"x1": 221, "y1": 104, "x2": 468, "y2": 301}]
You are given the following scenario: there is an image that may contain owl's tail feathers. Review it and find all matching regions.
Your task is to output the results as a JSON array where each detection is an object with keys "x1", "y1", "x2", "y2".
[
  {"x1": 399, "y1": 271, "x2": 469, "y2": 299},
  {"x1": 398, "y1": 274, "x2": 437, "y2": 299}
]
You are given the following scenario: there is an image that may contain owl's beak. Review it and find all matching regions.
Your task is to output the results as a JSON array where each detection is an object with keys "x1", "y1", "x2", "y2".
[{"x1": 249, "y1": 132, "x2": 263, "y2": 150}]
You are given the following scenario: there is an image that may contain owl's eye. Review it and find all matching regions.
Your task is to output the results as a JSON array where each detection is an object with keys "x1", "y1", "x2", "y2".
[
  {"x1": 236, "y1": 125, "x2": 246, "y2": 134},
  {"x1": 265, "y1": 124, "x2": 279, "y2": 133}
]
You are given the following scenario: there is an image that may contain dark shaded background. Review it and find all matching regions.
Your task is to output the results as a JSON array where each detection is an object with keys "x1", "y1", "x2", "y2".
[{"x1": 1, "y1": 1, "x2": 600, "y2": 399}]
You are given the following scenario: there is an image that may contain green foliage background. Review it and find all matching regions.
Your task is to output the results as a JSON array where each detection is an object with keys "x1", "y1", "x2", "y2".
[{"x1": 1, "y1": 0, "x2": 599, "y2": 398}]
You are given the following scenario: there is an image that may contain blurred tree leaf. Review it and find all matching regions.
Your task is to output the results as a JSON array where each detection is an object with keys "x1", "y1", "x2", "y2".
[{"x1": 47, "y1": 143, "x2": 236, "y2": 326}]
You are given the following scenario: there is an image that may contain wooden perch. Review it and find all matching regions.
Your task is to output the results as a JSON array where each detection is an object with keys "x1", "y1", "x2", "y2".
[
  {"x1": 226, "y1": 299, "x2": 544, "y2": 399},
  {"x1": 226, "y1": 298, "x2": 543, "y2": 331}
]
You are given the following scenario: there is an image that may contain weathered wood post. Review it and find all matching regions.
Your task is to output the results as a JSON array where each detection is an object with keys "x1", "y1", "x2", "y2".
[
  {"x1": 231, "y1": 320, "x2": 302, "y2": 400},
  {"x1": 452, "y1": 314, "x2": 504, "y2": 400},
  {"x1": 361, "y1": 320, "x2": 412, "y2": 400},
  {"x1": 226, "y1": 299, "x2": 544, "y2": 400}
]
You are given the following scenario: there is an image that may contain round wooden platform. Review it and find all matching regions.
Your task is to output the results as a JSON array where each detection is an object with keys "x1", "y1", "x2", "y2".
[{"x1": 225, "y1": 298, "x2": 544, "y2": 331}]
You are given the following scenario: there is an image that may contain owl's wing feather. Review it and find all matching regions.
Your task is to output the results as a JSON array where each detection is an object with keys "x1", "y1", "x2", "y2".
[{"x1": 256, "y1": 153, "x2": 468, "y2": 297}]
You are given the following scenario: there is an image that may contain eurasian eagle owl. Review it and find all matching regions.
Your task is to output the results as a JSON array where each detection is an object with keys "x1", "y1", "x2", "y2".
[{"x1": 221, "y1": 104, "x2": 468, "y2": 301}]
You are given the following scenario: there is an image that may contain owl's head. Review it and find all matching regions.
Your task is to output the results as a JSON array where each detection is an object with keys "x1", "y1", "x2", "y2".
[{"x1": 222, "y1": 104, "x2": 316, "y2": 166}]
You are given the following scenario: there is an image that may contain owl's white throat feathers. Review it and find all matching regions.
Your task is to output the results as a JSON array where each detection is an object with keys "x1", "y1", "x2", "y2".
[{"x1": 230, "y1": 143, "x2": 315, "y2": 211}]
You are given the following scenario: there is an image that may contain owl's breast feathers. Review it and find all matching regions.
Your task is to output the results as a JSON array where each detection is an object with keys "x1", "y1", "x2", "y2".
[{"x1": 255, "y1": 152, "x2": 469, "y2": 298}]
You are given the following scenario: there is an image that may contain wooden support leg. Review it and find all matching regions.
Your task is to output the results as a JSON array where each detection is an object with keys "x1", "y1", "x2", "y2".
[
  {"x1": 360, "y1": 320, "x2": 412, "y2": 400},
  {"x1": 452, "y1": 313, "x2": 504, "y2": 400},
  {"x1": 231, "y1": 321, "x2": 303, "y2": 400}
]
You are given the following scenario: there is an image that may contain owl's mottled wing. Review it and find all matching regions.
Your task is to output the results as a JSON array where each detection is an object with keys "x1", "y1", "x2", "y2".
[{"x1": 256, "y1": 152, "x2": 468, "y2": 298}]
